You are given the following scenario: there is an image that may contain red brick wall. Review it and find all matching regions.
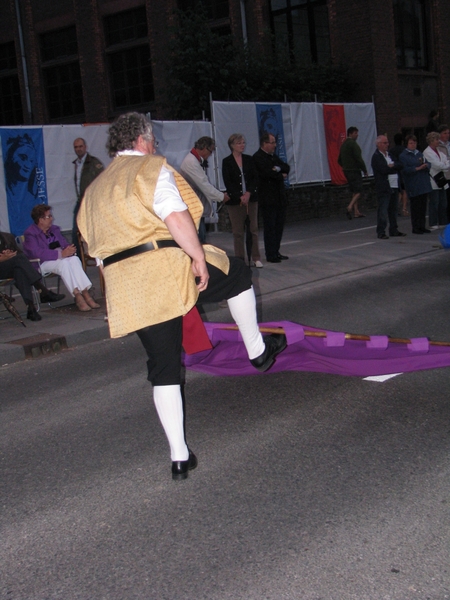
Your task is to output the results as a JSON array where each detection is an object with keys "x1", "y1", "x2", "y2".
[{"x1": 1, "y1": 0, "x2": 450, "y2": 133}]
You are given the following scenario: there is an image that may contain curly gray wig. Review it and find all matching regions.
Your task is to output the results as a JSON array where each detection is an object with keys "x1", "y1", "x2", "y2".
[{"x1": 107, "y1": 112, "x2": 153, "y2": 157}]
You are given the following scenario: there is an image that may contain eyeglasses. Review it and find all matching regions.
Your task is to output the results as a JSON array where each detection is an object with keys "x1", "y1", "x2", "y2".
[
  {"x1": 207, "y1": 147, "x2": 215, "y2": 153},
  {"x1": 43, "y1": 215, "x2": 53, "y2": 219}
]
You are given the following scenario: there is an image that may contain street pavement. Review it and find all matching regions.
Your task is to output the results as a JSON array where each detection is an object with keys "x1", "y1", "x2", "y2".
[
  {"x1": 0, "y1": 209, "x2": 445, "y2": 365},
  {"x1": 2, "y1": 208, "x2": 450, "y2": 600}
]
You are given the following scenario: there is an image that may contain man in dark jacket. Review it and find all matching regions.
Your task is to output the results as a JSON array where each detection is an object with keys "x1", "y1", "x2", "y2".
[
  {"x1": 371, "y1": 135, "x2": 406, "y2": 239},
  {"x1": 0, "y1": 232, "x2": 64, "y2": 320},
  {"x1": 72, "y1": 138, "x2": 104, "y2": 255},
  {"x1": 253, "y1": 132, "x2": 290, "y2": 263}
]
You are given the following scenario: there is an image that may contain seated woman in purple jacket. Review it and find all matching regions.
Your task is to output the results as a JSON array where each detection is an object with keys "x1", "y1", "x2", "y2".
[{"x1": 23, "y1": 204, "x2": 99, "y2": 311}]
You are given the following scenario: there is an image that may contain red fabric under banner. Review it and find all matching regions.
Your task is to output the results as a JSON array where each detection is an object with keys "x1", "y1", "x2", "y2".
[
  {"x1": 323, "y1": 104, "x2": 347, "y2": 185},
  {"x1": 182, "y1": 306, "x2": 213, "y2": 354}
]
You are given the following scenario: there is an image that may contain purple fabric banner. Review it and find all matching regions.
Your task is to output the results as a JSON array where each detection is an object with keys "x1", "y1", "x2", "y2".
[{"x1": 183, "y1": 321, "x2": 450, "y2": 378}]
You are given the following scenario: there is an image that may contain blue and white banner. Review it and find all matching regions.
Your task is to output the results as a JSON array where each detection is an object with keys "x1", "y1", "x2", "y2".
[
  {"x1": 256, "y1": 104, "x2": 290, "y2": 186},
  {"x1": 1, "y1": 128, "x2": 47, "y2": 235}
]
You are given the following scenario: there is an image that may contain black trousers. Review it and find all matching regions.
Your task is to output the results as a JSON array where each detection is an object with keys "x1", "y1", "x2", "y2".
[
  {"x1": 136, "y1": 258, "x2": 252, "y2": 386},
  {"x1": 0, "y1": 253, "x2": 41, "y2": 304},
  {"x1": 410, "y1": 193, "x2": 428, "y2": 232},
  {"x1": 259, "y1": 201, "x2": 287, "y2": 260}
]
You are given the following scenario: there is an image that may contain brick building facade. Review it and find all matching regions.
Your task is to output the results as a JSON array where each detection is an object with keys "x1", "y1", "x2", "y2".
[{"x1": 1, "y1": 0, "x2": 449, "y2": 138}]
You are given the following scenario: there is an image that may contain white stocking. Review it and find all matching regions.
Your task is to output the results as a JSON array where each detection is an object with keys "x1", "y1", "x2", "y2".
[
  {"x1": 153, "y1": 385, "x2": 189, "y2": 461},
  {"x1": 227, "y1": 286, "x2": 265, "y2": 360}
]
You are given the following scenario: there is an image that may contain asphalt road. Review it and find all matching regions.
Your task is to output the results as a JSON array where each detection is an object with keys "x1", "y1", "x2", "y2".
[{"x1": 1, "y1": 251, "x2": 450, "y2": 600}]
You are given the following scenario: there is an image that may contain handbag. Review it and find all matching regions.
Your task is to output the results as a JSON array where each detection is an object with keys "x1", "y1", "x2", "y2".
[{"x1": 432, "y1": 170, "x2": 448, "y2": 188}]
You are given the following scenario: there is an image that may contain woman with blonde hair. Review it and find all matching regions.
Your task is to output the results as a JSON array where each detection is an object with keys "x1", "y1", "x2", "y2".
[{"x1": 222, "y1": 133, "x2": 262, "y2": 267}]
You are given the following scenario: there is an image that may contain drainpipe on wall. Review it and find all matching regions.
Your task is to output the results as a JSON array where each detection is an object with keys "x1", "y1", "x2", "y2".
[
  {"x1": 240, "y1": 0, "x2": 248, "y2": 46},
  {"x1": 15, "y1": 0, "x2": 33, "y2": 123}
]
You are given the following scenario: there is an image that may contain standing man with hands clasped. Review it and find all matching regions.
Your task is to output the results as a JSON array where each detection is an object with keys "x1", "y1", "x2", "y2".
[
  {"x1": 371, "y1": 135, "x2": 406, "y2": 240},
  {"x1": 253, "y1": 132, "x2": 290, "y2": 264},
  {"x1": 72, "y1": 138, "x2": 104, "y2": 255}
]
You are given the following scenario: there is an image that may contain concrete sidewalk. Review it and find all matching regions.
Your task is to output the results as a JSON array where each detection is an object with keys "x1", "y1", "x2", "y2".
[{"x1": 0, "y1": 209, "x2": 444, "y2": 365}]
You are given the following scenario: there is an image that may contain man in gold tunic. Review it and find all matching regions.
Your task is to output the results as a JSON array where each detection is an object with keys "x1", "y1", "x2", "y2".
[{"x1": 78, "y1": 113, "x2": 286, "y2": 480}]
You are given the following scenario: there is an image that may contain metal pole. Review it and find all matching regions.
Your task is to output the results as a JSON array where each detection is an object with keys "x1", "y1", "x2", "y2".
[
  {"x1": 15, "y1": 0, "x2": 32, "y2": 123},
  {"x1": 240, "y1": 0, "x2": 248, "y2": 45}
]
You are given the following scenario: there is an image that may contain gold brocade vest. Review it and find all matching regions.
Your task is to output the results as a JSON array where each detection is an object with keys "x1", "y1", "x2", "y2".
[{"x1": 77, "y1": 154, "x2": 229, "y2": 338}]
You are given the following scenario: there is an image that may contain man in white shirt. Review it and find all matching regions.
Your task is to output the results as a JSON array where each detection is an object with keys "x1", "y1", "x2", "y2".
[
  {"x1": 179, "y1": 137, "x2": 229, "y2": 243},
  {"x1": 78, "y1": 113, "x2": 287, "y2": 481},
  {"x1": 72, "y1": 138, "x2": 104, "y2": 255}
]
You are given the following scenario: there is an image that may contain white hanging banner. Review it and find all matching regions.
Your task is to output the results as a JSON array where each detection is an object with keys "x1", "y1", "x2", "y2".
[
  {"x1": 0, "y1": 121, "x2": 213, "y2": 233},
  {"x1": 211, "y1": 100, "x2": 377, "y2": 187}
]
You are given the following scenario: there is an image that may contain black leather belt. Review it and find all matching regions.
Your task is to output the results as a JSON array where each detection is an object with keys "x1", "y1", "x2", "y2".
[{"x1": 103, "y1": 240, "x2": 180, "y2": 267}]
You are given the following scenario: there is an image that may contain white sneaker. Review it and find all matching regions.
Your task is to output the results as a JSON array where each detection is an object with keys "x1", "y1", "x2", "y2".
[
  {"x1": 430, "y1": 225, "x2": 439, "y2": 230},
  {"x1": 253, "y1": 260, "x2": 263, "y2": 268}
]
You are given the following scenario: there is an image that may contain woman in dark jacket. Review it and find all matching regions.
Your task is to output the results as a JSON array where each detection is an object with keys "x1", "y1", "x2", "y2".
[
  {"x1": 222, "y1": 133, "x2": 262, "y2": 267},
  {"x1": 399, "y1": 135, "x2": 432, "y2": 234}
]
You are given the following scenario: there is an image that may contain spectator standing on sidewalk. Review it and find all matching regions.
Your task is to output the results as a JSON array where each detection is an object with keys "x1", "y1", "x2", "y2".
[
  {"x1": 399, "y1": 135, "x2": 432, "y2": 234},
  {"x1": 338, "y1": 126, "x2": 368, "y2": 219},
  {"x1": 253, "y1": 132, "x2": 290, "y2": 264},
  {"x1": 222, "y1": 133, "x2": 262, "y2": 267},
  {"x1": 371, "y1": 135, "x2": 406, "y2": 240},
  {"x1": 179, "y1": 137, "x2": 229, "y2": 243},
  {"x1": 423, "y1": 132, "x2": 449, "y2": 229},
  {"x1": 72, "y1": 138, "x2": 104, "y2": 255},
  {"x1": 437, "y1": 125, "x2": 450, "y2": 222}
]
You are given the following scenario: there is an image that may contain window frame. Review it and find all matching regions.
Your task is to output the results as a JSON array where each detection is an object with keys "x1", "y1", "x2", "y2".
[
  {"x1": 40, "y1": 26, "x2": 85, "y2": 120},
  {"x1": 103, "y1": 6, "x2": 154, "y2": 112},
  {"x1": 393, "y1": 0, "x2": 430, "y2": 70},
  {"x1": 0, "y1": 41, "x2": 23, "y2": 125},
  {"x1": 269, "y1": 0, "x2": 331, "y2": 65}
]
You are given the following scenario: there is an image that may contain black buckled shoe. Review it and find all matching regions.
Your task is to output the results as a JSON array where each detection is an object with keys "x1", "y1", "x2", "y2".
[
  {"x1": 40, "y1": 290, "x2": 66, "y2": 303},
  {"x1": 27, "y1": 305, "x2": 42, "y2": 321},
  {"x1": 250, "y1": 333, "x2": 287, "y2": 372},
  {"x1": 172, "y1": 450, "x2": 198, "y2": 481}
]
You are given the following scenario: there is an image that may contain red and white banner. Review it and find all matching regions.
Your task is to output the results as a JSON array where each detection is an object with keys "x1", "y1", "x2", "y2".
[{"x1": 323, "y1": 104, "x2": 347, "y2": 185}]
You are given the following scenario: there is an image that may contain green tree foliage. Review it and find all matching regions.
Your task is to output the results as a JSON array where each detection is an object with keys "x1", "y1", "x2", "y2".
[{"x1": 165, "y1": 6, "x2": 354, "y2": 120}]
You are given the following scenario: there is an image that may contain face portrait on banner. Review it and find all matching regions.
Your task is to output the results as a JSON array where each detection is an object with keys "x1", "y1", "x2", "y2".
[
  {"x1": 1, "y1": 129, "x2": 47, "y2": 235},
  {"x1": 256, "y1": 104, "x2": 290, "y2": 186}
]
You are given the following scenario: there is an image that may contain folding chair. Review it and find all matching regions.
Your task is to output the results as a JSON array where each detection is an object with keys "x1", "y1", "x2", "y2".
[{"x1": 0, "y1": 276, "x2": 40, "y2": 319}]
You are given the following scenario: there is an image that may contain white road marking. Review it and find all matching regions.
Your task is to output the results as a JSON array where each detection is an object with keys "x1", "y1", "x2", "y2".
[
  {"x1": 340, "y1": 226, "x2": 374, "y2": 234},
  {"x1": 363, "y1": 373, "x2": 403, "y2": 382}
]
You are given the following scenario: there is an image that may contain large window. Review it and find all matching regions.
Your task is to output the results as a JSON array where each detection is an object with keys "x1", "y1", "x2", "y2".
[
  {"x1": 40, "y1": 27, "x2": 84, "y2": 119},
  {"x1": 270, "y1": 0, "x2": 331, "y2": 64},
  {"x1": 0, "y1": 42, "x2": 24, "y2": 125},
  {"x1": 104, "y1": 7, "x2": 154, "y2": 110},
  {"x1": 178, "y1": 0, "x2": 229, "y2": 21},
  {"x1": 394, "y1": 0, "x2": 428, "y2": 69}
]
